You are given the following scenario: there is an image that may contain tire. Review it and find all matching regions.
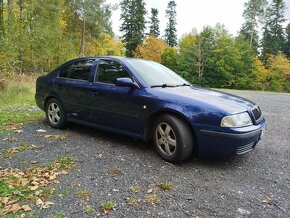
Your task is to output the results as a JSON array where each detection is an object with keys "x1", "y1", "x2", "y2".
[
  {"x1": 45, "y1": 98, "x2": 67, "y2": 129},
  {"x1": 153, "y1": 114, "x2": 193, "y2": 163}
]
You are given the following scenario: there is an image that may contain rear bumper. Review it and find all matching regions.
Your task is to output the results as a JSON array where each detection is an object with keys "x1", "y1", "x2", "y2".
[
  {"x1": 35, "y1": 94, "x2": 45, "y2": 111},
  {"x1": 196, "y1": 118, "x2": 266, "y2": 157}
]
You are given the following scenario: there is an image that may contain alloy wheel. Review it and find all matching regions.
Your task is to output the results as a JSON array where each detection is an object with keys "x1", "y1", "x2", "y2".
[{"x1": 155, "y1": 122, "x2": 177, "y2": 156}]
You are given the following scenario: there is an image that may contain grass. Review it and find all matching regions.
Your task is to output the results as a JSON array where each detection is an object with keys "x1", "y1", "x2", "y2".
[
  {"x1": 160, "y1": 182, "x2": 172, "y2": 191},
  {"x1": 144, "y1": 194, "x2": 160, "y2": 205},
  {"x1": 76, "y1": 190, "x2": 92, "y2": 200},
  {"x1": 129, "y1": 185, "x2": 142, "y2": 193},
  {"x1": 84, "y1": 206, "x2": 95, "y2": 215},
  {"x1": 100, "y1": 201, "x2": 117, "y2": 214},
  {"x1": 0, "y1": 73, "x2": 45, "y2": 133},
  {"x1": 48, "y1": 156, "x2": 76, "y2": 172},
  {"x1": 0, "y1": 143, "x2": 43, "y2": 159}
]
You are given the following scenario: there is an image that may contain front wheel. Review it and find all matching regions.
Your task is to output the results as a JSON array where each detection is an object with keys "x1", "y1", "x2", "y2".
[
  {"x1": 153, "y1": 114, "x2": 193, "y2": 163},
  {"x1": 45, "y1": 98, "x2": 67, "y2": 129}
]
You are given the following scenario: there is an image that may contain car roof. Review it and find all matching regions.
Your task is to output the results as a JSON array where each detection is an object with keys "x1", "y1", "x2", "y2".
[{"x1": 69, "y1": 56, "x2": 150, "y2": 63}]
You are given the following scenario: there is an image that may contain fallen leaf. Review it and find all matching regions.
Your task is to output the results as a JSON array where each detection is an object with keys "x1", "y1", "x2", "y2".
[
  {"x1": 30, "y1": 185, "x2": 39, "y2": 191},
  {"x1": 30, "y1": 161, "x2": 39, "y2": 164},
  {"x1": 31, "y1": 181, "x2": 39, "y2": 186},
  {"x1": 147, "y1": 188, "x2": 153, "y2": 194},
  {"x1": 112, "y1": 189, "x2": 119, "y2": 192},
  {"x1": 36, "y1": 129, "x2": 47, "y2": 133},
  {"x1": 44, "y1": 135, "x2": 52, "y2": 138},
  {"x1": 35, "y1": 198, "x2": 44, "y2": 206},
  {"x1": 40, "y1": 201, "x2": 54, "y2": 209},
  {"x1": 3, "y1": 203, "x2": 22, "y2": 214},
  {"x1": 21, "y1": 178, "x2": 29, "y2": 186},
  {"x1": 6, "y1": 198, "x2": 19, "y2": 205},
  {"x1": 15, "y1": 130, "x2": 23, "y2": 134},
  {"x1": 22, "y1": 205, "x2": 32, "y2": 211},
  {"x1": 262, "y1": 197, "x2": 271, "y2": 205}
]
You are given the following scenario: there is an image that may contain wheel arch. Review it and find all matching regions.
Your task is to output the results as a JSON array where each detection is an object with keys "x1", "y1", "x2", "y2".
[
  {"x1": 144, "y1": 109, "x2": 197, "y2": 146},
  {"x1": 44, "y1": 93, "x2": 64, "y2": 110}
]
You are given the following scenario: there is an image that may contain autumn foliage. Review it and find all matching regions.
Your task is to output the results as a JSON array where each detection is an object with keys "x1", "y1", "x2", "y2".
[{"x1": 134, "y1": 36, "x2": 168, "y2": 63}]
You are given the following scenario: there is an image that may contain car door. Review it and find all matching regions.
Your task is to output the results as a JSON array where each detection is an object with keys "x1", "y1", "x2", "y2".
[
  {"x1": 53, "y1": 59, "x2": 96, "y2": 122},
  {"x1": 87, "y1": 59, "x2": 146, "y2": 136}
]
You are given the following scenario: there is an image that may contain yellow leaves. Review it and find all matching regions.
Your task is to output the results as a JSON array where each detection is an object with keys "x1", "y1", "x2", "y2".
[
  {"x1": 134, "y1": 35, "x2": 169, "y2": 63},
  {"x1": 85, "y1": 33, "x2": 125, "y2": 57}
]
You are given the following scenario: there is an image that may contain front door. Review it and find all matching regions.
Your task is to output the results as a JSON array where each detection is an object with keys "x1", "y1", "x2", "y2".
[{"x1": 87, "y1": 59, "x2": 146, "y2": 136}]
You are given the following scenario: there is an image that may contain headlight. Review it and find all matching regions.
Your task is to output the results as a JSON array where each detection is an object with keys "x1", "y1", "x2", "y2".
[{"x1": 221, "y1": 112, "x2": 252, "y2": 128}]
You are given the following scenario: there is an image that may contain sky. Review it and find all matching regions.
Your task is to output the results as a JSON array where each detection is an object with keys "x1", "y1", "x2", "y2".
[{"x1": 107, "y1": 0, "x2": 290, "y2": 39}]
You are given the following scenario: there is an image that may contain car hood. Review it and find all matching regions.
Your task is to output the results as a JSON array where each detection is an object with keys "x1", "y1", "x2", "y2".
[{"x1": 148, "y1": 86, "x2": 256, "y2": 114}]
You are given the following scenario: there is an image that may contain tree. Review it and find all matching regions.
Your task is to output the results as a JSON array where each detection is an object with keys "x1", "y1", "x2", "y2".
[
  {"x1": 284, "y1": 23, "x2": 290, "y2": 58},
  {"x1": 239, "y1": 0, "x2": 267, "y2": 53},
  {"x1": 164, "y1": 0, "x2": 177, "y2": 47},
  {"x1": 261, "y1": 0, "x2": 286, "y2": 60},
  {"x1": 71, "y1": 0, "x2": 113, "y2": 56},
  {"x1": 266, "y1": 53, "x2": 290, "y2": 92},
  {"x1": 86, "y1": 33, "x2": 125, "y2": 56},
  {"x1": 161, "y1": 47, "x2": 178, "y2": 71},
  {"x1": 0, "y1": 0, "x2": 119, "y2": 73},
  {"x1": 134, "y1": 35, "x2": 168, "y2": 63},
  {"x1": 0, "y1": 0, "x2": 4, "y2": 39},
  {"x1": 120, "y1": 0, "x2": 147, "y2": 57},
  {"x1": 149, "y1": 8, "x2": 160, "y2": 37}
]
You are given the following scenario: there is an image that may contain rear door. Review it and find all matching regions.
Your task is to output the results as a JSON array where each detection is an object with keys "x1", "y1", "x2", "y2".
[
  {"x1": 53, "y1": 59, "x2": 96, "y2": 121},
  {"x1": 87, "y1": 59, "x2": 146, "y2": 136}
]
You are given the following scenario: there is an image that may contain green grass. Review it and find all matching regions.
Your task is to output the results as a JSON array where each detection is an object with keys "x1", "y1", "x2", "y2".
[
  {"x1": 100, "y1": 201, "x2": 117, "y2": 213},
  {"x1": 0, "y1": 75, "x2": 45, "y2": 133}
]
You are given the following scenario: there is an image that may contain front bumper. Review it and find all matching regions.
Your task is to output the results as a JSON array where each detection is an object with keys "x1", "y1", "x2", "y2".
[{"x1": 196, "y1": 118, "x2": 266, "y2": 157}]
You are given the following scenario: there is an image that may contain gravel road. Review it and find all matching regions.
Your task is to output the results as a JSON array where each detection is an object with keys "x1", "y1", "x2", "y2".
[{"x1": 0, "y1": 90, "x2": 289, "y2": 218}]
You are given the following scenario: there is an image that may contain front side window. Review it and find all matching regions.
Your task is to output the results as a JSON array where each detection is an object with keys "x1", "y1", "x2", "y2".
[
  {"x1": 96, "y1": 59, "x2": 131, "y2": 84},
  {"x1": 126, "y1": 59, "x2": 189, "y2": 87},
  {"x1": 59, "y1": 59, "x2": 95, "y2": 81}
]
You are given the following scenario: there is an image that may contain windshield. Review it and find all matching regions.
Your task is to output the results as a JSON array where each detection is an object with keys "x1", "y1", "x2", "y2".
[{"x1": 125, "y1": 59, "x2": 190, "y2": 87}]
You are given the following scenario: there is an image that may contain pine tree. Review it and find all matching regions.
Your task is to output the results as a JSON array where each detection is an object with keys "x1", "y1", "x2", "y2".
[
  {"x1": 284, "y1": 23, "x2": 290, "y2": 58},
  {"x1": 239, "y1": 0, "x2": 267, "y2": 53},
  {"x1": 149, "y1": 8, "x2": 160, "y2": 37},
  {"x1": 164, "y1": 0, "x2": 177, "y2": 47},
  {"x1": 261, "y1": 0, "x2": 286, "y2": 60},
  {"x1": 120, "y1": 0, "x2": 147, "y2": 57}
]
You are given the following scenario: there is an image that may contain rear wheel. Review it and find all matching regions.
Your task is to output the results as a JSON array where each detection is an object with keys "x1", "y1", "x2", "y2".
[
  {"x1": 153, "y1": 114, "x2": 193, "y2": 163},
  {"x1": 45, "y1": 98, "x2": 66, "y2": 129}
]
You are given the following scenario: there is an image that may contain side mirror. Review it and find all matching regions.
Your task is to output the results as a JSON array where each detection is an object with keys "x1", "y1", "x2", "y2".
[{"x1": 115, "y1": 77, "x2": 139, "y2": 89}]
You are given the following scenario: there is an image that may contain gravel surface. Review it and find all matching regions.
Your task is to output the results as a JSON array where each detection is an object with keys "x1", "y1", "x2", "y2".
[{"x1": 0, "y1": 90, "x2": 289, "y2": 218}]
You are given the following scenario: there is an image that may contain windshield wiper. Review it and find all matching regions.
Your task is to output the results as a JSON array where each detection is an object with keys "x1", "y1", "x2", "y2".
[
  {"x1": 176, "y1": 83, "x2": 191, "y2": 87},
  {"x1": 151, "y1": 84, "x2": 177, "y2": 88}
]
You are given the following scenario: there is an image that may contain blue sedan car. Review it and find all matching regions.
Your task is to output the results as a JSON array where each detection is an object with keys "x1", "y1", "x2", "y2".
[{"x1": 35, "y1": 56, "x2": 266, "y2": 162}]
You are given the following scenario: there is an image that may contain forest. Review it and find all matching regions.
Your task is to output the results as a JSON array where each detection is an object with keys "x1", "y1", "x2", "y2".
[{"x1": 0, "y1": 0, "x2": 289, "y2": 92}]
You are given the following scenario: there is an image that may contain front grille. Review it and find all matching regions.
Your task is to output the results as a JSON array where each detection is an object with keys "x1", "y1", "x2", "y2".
[
  {"x1": 252, "y1": 107, "x2": 262, "y2": 121},
  {"x1": 236, "y1": 142, "x2": 255, "y2": 155}
]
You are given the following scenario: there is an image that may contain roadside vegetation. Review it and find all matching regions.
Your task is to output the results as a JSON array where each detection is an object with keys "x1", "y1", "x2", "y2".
[
  {"x1": 0, "y1": 0, "x2": 289, "y2": 94},
  {"x1": 0, "y1": 73, "x2": 44, "y2": 133}
]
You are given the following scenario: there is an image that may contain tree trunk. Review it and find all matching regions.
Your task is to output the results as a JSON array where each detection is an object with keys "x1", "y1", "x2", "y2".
[
  {"x1": 0, "y1": 0, "x2": 4, "y2": 38},
  {"x1": 80, "y1": 18, "x2": 86, "y2": 56},
  {"x1": 18, "y1": 0, "x2": 24, "y2": 73}
]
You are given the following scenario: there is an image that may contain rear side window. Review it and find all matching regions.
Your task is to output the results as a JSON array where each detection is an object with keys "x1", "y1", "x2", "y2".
[
  {"x1": 96, "y1": 59, "x2": 130, "y2": 84},
  {"x1": 59, "y1": 59, "x2": 95, "y2": 81}
]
